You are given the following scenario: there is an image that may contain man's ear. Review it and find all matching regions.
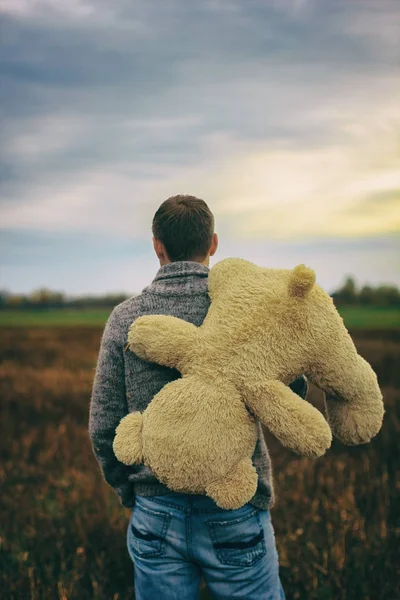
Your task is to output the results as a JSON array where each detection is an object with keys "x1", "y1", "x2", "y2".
[
  {"x1": 153, "y1": 237, "x2": 167, "y2": 261},
  {"x1": 209, "y1": 232, "x2": 218, "y2": 257}
]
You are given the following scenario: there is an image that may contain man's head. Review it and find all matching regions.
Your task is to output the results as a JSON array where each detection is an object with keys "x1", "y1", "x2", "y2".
[{"x1": 152, "y1": 195, "x2": 218, "y2": 266}]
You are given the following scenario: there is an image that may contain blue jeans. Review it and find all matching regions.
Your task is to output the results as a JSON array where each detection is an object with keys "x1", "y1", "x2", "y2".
[{"x1": 127, "y1": 493, "x2": 286, "y2": 600}]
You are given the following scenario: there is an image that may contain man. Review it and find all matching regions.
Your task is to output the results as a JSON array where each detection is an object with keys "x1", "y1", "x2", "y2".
[{"x1": 89, "y1": 195, "x2": 308, "y2": 600}]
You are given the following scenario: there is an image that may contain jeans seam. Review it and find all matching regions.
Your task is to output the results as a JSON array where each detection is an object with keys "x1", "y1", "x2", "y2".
[
  {"x1": 207, "y1": 511, "x2": 267, "y2": 567},
  {"x1": 186, "y1": 512, "x2": 194, "y2": 560},
  {"x1": 134, "y1": 502, "x2": 173, "y2": 520},
  {"x1": 215, "y1": 543, "x2": 267, "y2": 567},
  {"x1": 142, "y1": 496, "x2": 234, "y2": 514},
  {"x1": 205, "y1": 508, "x2": 259, "y2": 527},
  {"x1": 140, "y1": 498, "x2": 189, "y2": 512},
  {"x1": 129, "y1": 505, "x2": 171, "y2": 558}
]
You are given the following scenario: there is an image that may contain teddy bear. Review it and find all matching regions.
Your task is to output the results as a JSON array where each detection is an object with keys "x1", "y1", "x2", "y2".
[{"x1": 113, "y1": 258, "x2": 384, "y2": 509}]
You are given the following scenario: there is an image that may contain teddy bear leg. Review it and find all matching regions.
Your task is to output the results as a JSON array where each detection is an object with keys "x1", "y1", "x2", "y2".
[
  {"x1": 205, "y1": 457, "x2": 258, "y2": 510},
  {"x1": 113, "y1": 412, "x2": 143, "y2": 465},
  {"x1": 243, "y1": 380, "x2": 332, "y2": 458}
]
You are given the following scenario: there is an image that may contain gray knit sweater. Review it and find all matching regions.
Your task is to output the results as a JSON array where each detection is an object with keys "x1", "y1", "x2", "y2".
[{"x1": 89, "y1": 260, "x2": 308, "y2": 510}]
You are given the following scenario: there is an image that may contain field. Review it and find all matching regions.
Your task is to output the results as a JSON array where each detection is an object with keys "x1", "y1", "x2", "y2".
[
  {"x1": 0, "y1": 306, "x2": 399, "y2": 328},
  {"x1": 1, "y1": 326, "x2": 399, "y2": 600},
  {"x1": 0, "y1": 309, "x2": 111, "y2": 327}
]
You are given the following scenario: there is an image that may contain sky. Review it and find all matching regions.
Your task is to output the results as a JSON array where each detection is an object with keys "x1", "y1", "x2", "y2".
[{"x1": 1, "y1": 0, "x2": 399, "y2": 296}]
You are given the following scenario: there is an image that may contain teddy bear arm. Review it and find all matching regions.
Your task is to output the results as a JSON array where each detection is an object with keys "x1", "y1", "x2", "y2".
[
  {"x1": 128, "y1": 315, "x2": 197, "y2": 371},
  {"x1": 242, "y1": 379, "x2": 332, "y2": 458}
]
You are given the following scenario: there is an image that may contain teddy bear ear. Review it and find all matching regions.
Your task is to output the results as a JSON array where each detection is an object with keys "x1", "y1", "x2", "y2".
[{"x1": 289, "y1": 264, "x2": 316, "y2": 298}]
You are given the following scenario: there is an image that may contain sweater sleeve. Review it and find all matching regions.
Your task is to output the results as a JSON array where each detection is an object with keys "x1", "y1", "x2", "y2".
[{"x1": 89, "y1": 308, "x2": 135, "y2": 508}]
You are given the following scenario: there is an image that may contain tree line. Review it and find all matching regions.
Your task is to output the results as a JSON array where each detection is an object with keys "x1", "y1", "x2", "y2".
[
  {"x1": 331, "y1": 277, "x2": 400, "y2": 308},
  {"x1": 0, "y1": 289, "x2": 132, "y2": 310},
  {"x1": 0, "y1": 277, "x2": 399, "y2": 310}
]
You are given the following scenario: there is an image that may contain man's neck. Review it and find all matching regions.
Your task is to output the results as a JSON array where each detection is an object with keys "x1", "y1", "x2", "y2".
[{"x1": 159, "y1": 257, "x2": 210, "y2": 267}]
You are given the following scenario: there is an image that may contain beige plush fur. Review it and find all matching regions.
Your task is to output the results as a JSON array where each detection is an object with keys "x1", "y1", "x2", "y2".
[{"x1": 113, "y1": 258, "x2": 384, "y2": 509}]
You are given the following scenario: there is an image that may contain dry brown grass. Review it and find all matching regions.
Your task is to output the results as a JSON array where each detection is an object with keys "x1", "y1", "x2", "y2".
[{"x1": 0, "y1": 327, "x2": 399, "y2": 599}]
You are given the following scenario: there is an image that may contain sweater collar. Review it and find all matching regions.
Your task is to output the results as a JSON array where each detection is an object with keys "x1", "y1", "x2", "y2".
[{"x1": 152, "y1": 260, "x2": 209, "y2": 282}]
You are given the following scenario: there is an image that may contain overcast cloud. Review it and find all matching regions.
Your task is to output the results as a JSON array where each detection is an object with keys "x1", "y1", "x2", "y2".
[{"x1": 1, "y1": 0, "x2": 399, "y2": 294}]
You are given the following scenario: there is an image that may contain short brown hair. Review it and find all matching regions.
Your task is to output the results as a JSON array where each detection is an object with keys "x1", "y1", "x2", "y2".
[{"x1": 152, "y1": 195, "x2": 214, "y2": 261}]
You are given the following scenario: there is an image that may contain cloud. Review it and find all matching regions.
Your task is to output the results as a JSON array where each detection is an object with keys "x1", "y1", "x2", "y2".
[
  {"x1": 336, "y1": 3, "x2": 400, "y2": 62},
  {"x1": 1, "y1": 94, "x2": 399, "y2": 240},
  {"x1": 1, "y1": 0, "x2": 399, "y2": 292}
]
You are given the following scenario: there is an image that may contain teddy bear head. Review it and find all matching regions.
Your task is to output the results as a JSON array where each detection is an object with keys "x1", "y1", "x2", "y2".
[{"x1": 206, "y1": 258, "x2": 384, "y2": 445}]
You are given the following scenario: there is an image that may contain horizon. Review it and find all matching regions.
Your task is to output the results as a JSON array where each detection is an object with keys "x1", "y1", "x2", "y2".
[{"x1": 1, "y1": 245, "x2": 399, "y2": 298}]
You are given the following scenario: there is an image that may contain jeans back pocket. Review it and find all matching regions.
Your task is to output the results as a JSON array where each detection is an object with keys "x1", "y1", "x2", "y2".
[
  {"x1": 207, "y1": 508, "x2": 267, "y2": 567},
  {"x1": 129, "y1": 502, "x2": 171, "y2": 558}
]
